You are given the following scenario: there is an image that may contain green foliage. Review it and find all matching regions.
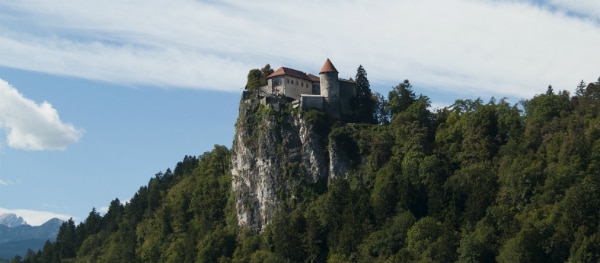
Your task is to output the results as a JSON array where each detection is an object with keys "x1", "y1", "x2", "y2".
[
  {"x1": 32, "y1": 77, "x2": 600, "y2": 262},
  {"x1": 245, "y1": 64, "x2": 273, "y2": 91},
  {"x1": 354, "y1": 65, "x2": 377, "y2": 124},
  {"x1": 374, "y1": 92, "x2": 390, "y2": 125},
  {"x1": 302, "y1": 109, "x2": 331, "y2": 137},
  {"x1": 387, "y1": 79, "x2": 416, "y2": 118},
  {"x1": 359, "y1": 211, "x2": 416, "y2": 260},
  {"x1": 406, "y1": 216, "x2": 442, "y2": 258}
]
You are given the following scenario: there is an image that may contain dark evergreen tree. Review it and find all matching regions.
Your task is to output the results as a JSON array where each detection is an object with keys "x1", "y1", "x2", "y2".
[
  {"x1": 576, "y1": 80, "x2": 586, "y2": 97},
  {"x1": 9, "y1": 256, "x2": 21, "y2": 263},
  {"x1": 22, "y1": 249, "x2": 37, "y2": 263},
  {"x1": 39, "y1": 240, "x2": 57, "y2": 263},
  {"x1": 55, "y1": 219, "x2": 77, "y2": 259},
  {"x1": 354, "y1": 65, "x2": 377, "y2": 124}
]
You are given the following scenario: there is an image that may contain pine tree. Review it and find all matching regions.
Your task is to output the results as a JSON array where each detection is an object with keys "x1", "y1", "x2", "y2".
[
  {"x1": 576, "y1": 80, "x2": 586, "y2": 97},
  {"x1": 355, "y1": 65, "x2": 376, "y2": 124}
]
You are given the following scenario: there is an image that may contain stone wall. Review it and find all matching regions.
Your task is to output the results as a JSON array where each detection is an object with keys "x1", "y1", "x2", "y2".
[
  {"x1": 300, "y1": 94, "x2": 324, "y2": 111},
  {"x1": 339, "y1": 80, "x2": 357, "y2": 119},
  {"x1": 268, "y1": 76, "x2": 313, "y2": 100}
]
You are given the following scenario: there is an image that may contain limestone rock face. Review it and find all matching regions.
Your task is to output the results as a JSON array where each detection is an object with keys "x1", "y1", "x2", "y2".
[{"x1": 231, "y1": 97, "x2": 348, "y2": 232}]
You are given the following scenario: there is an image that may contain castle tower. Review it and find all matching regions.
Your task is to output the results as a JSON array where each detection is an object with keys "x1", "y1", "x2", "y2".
[
  {"x1": 319, "y1": 58, "x2": 339, "y2": 98},
  {"x1": 319, "y1": 58, "x2": 341, "y2": 118}
]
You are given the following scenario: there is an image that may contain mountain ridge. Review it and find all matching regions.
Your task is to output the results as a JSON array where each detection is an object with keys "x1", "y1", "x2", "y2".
[
  {"x1": 0, "y1": 216, "x2": 62, "y2": 260},
  {"x1": 0, "y1": 213, "x2": 27, "y2": 228}
]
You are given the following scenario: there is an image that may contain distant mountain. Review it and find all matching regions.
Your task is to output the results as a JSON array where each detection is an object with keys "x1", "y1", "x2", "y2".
[
  {"x1": 0, "y1": 213, "x2": 27, "y2": 228},
  {"x1": 0, "y1": 217, "x2": 62, "y2": 260}
]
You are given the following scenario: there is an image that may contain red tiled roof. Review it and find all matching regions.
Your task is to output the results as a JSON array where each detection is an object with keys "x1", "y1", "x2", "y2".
[
  {"x1": 307, "y1": 74, "x2": 320, "y2": 82},
  {"x1": 319, "y1": 58, "x2": 338, "y2": 74},
  {"x1": 267, "y1": 67, "x2": 312, "y2": 81},
  {"x1": 267, "y1": 59, "x2": 340, "y2": 81}
]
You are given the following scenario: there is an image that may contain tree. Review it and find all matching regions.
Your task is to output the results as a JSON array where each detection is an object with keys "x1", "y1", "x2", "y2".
[
  {"x1": 585, "y1": 82, "x2": 600, "y2": 102},
  {"x1": 302, "y1": 208, "x2": 326, "y2": 263},
  {"x1": 359, "y1": 211, "x2": 416, "y2": 260},
  {"x1": 371, "y1": 164, "x2": 398, "y2": 222},
  {"x1": 83, "y1": 208, "x2": 102, "y2": 236},
  {"x1": 354, "y1": 65, "x2": 376, "y2": 124},
  {"x1": 260, "y1": 64, "x2": 274, "y2": 84},
  {"x1": 374, "y1": 92, "x2": 390, "y2": 125},
  {"x1": 23, "y1": 249, "x2": 37, "y2": 263},
  {"x1": 9, "y1": 256, "x2": 22, "y2": 263},
  {"x1": 546, "y1": 85, "x2": 554, "y2": 95},
  {"x1": 55, "y1": 219, "x2": 77, "y2": 259},
  {"x1": 245, "y1": 64, "x2": 273, "y2": 91},
  {"x1": 387, "y1": 80, "x2": 416, "y2": 118},
  {"x1": 246, "y1": 69, "x2": 262, "y2": 91},
  {"x1": 40, "y1": 240, "x2": 57, "y2": 263},
  {"x1": 406, "y1": 216, "x2": 442, "y2": 258},
  {"x1": 576, "y1": 80, "x2": 586, "y2": 97}
]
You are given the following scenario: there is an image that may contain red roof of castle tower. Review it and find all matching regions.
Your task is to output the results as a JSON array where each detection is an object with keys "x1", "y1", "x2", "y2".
[{"x1": 319, "y1": 58, "x2": 338, "y2": 74}]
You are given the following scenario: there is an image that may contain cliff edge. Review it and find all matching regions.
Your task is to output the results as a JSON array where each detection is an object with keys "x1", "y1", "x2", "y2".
[{"x1": 231, "y1": 93, "x2": 350, "y2": 232}]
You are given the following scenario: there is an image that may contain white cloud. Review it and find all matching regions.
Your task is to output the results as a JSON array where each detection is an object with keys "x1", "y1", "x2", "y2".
[
  {"x1": 0, "y1": 179, "x2": 20, "y2": 186},
  {"x1": 98, "y1": 206, "x2": 109, "y2": 214},
  {"x1": 0, "y1": 79, "x2": 83, "y2": 150},
  {"x1": 0, "y1": 0, "x2": 598, "y2": 100},
  {"x1": 0, "y1": 207, "x2": 74, "y2": 226}
]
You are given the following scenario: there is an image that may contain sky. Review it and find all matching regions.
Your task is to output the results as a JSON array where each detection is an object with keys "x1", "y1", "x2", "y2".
[{"x1": 0, "y1": 0, "x2": 599, "y2": 226}]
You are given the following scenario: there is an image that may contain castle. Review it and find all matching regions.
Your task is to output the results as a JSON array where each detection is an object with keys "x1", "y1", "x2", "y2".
[{"x1": 259, "y1": 59, "x2": 356, "y2": 120}]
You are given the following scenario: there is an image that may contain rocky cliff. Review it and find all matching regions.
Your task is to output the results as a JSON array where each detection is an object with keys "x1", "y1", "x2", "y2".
[{"x1": 231, "y1": 94, "x2": 350, "y2": 232}]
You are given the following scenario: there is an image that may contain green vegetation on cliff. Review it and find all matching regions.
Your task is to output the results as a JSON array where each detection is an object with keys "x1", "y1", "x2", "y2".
[{"x1": 16, "y1": 77, "x2": 600, "y2": 263}]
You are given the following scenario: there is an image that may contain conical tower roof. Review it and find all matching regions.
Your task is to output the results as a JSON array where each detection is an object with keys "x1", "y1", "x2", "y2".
[{"x1": 319, "y1": 58, "x2": 338, "y2": 74}]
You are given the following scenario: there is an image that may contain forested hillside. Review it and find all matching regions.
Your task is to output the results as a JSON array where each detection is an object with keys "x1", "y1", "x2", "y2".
[{"x1": 14, "y1": 74, "x2": 600, "y2": 262}]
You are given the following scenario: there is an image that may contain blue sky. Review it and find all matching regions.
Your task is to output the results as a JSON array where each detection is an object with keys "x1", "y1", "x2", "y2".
[{"x1": 0, "y1": 0, "x2": 599, "y2": 225}]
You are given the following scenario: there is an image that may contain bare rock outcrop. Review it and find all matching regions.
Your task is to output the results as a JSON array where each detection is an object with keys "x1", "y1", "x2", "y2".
[{"x1": 231, "y1": 96, "x2": 349, "y2": 232}]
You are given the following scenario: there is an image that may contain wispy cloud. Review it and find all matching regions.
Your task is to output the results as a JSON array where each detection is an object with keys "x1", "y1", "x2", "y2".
[
  {"x1": 0, "y1": 179, "x2": 20, "y2": 186},
  {"x1": 0, "y1": 79, "x2": 82, "y2": 150},
  {"x1": 0, "y1": 0, "x2": 598, "y2": 99},
  {"x1": 0, "y1": 207, "x2": 74, "y2": 226}
]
